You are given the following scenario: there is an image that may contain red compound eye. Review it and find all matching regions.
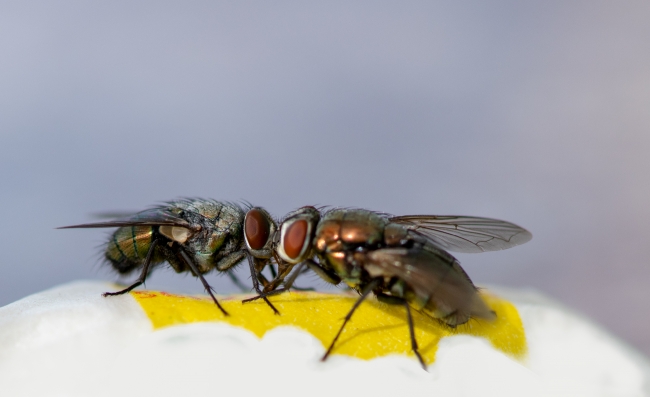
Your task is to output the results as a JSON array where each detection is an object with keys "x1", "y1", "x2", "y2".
[
  {"x1": 245, "y1": 208, "x2": 271, "y2": 250},
  {"x1": 283, "y1": 219, "x2": 308, "y2": 259}
]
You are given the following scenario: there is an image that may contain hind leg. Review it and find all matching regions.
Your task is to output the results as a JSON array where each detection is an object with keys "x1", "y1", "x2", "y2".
[
  {"x1": 104, "y1": 239, "x2": 160, "y2": 297},
  {"x1": 376, "y1": 293, "x2": 426, "y2": 370}
]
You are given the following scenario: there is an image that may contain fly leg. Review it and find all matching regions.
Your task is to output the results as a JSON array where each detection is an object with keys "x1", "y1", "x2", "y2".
[
  {"x1": 213, "y1": 249, "x2": 279, "y2": 313},
  {"x1": 261, "y1": 251, "x2": 297, "y2": 293},
  {"x1": 215, "y1": 250, "x2": 256, "y2": 292},
  {"x1": 251, "y1": 253, "x2": 273, "y2": 289},
  {"x1": 268, "y1": 262, "x2": 277, "y2": 279},
  {"x1": 241, "y1": 258, "x2": 301, "y2": 304},
  {"x1": 322, "y1": 278, "x2": 381, "y2": 362},
  {"x1": 245, "y1": 253, "x2": 280, "y2": 315},
  {"x1": 176, "y1": 247, "x2": 229, "y2": 316},
  {"x1": 404, "y1": 301, "x2": 426, "y2": 369},
  {"x1": 290, "y1": 285, "x2": 315, "y2": 291},
  {"x1": 281, "y1": 259, "x2": 341, "y2": 292},
  {"x1": 290, "y1": 264, "x2": 318, "y2": 291},
  {"x1": 300, "y1": 259, "x2": 341, "y2": 286},
  {"x1": 240, "y1": 261, "x2": 303, "y2": 304},
  {"x1": 242, "y1": 259, "x2": 341, "y2": 303},
  {"x1": 104, "y1": 239, "x2": 160, "y2": 297},
  {"x1": 376, "y1": 293, "x2": 426, "y2": 370},
  {"x1": 213, "y1": 249, "x2": 280, "y2": 314},
  {"x1": 257, "y1": 270, "x2": 272, "y2": 290}
]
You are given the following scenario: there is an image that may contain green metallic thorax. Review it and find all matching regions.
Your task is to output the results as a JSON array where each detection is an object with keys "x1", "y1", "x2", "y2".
[{"x1": 104, "y1": 200, "x2": 245, "y2": 275}]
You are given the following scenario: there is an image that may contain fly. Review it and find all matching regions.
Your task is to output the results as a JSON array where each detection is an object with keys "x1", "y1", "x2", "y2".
[
  {"x1": 244, "y1": 207, "x2": 532, "y2": 368},
  {"x1": 59, "y1": 199, "x2": 282, "y2": 315}
]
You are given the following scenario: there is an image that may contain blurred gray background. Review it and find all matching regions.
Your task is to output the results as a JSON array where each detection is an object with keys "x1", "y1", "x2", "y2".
[{"x1": 1, "y1": 1, "x2": 649, "y2": 355}]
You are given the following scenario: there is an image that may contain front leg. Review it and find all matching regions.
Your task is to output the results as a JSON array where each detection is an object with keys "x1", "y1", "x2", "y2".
[
  {"x1": 242, "y1": 259, "x2": 340, "y2": 304},
  {"x1": 301, "y1": 259, "x2": 341, "y2": 286},
  {"x1": 245, "y1": 253, "x2": 279, "y2": 315},
  {"x1": 213, "y1": 249, "x2": 279, "y2": 314},
  {"x1": 241, "y1": 260, "x2": 300, "y2": 304},
  {"x1": 279, "y1": 259, "x2": 341, "y2": 292},
  {"x1": 260, "y1": 252, "x2": 296, "y2": 293}
]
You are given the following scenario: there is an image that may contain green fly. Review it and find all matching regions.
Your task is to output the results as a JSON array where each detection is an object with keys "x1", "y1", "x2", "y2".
[{"x1": 59, "y1": 198, "x2": 281, "y2": 315}]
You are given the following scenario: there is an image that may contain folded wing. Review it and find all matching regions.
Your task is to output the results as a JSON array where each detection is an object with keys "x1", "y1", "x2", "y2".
[
  {"x1": 366, "y1": 247, "x2": 494, "y2": 321},
  {"x1": 57, "y1": 207, "x2": 192, "y2": 229}
]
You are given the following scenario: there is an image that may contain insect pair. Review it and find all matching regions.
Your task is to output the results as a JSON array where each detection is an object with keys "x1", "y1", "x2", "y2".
[{"x1": 60, "y1": 198, "x2": 532, "y2": 369}]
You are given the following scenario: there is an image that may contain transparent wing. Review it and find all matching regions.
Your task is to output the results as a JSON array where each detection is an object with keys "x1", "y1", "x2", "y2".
[
  {"x1": 58, "y1": 207, "x2": 191, "y2": 229},
  {"x1": 389, "y1": 215, "x2": 532, "y2": 253},
  {"x1": 366, "y1": 247, "x2": 494, "y2": 320}
]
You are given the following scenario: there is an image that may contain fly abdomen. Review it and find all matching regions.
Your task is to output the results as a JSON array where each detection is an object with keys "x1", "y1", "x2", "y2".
[{"x1": 106, "y1": 226, "x2": 154, "y2": 274}]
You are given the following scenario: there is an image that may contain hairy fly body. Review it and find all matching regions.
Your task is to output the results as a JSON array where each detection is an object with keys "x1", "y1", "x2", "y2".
[
  {"x1": 245, "y1": 206, "x2": 532, "y2": 368},
  {"x1": 60, "y1": 199, "x2": 281, "y2": 315}
]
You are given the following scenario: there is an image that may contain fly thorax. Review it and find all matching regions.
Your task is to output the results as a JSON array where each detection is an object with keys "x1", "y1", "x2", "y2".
[
  {"x1": 315, "y1": 233, "x2": 343, "y2": 253},
  {"x1": 214, "y1": 208, "x2": 245, "y2": 237},
  {"x1": 206, "y1": 231, "x2": 226, "y2": 254},
  {"x1": 340, "y1": 222, "x2": 382, "y2": 246},
  {"x1": 314, "y1": 217, "x2": 342, "y2": 252},
  {"x1": 383, "y1": 223, "x2": 409, "y2": 246},
  {"x1": 193, "y1": 251, "x2": 213, "y2": 272}
]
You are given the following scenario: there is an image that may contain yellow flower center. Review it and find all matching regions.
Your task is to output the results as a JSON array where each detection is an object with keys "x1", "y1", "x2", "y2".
[{"x1": 132, "y1": 290, "x2": 526, "y2": 365}]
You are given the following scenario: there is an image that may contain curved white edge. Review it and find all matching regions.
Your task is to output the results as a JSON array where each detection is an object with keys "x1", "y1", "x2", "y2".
[
  {"x1": 0, "y1": 281, "x2": 152, "y2": 354},
  {"x1": 491, "y1": 286, "x2": 650, "y2": 397},
  {"x1": 0, "y1": 281, "x2": 647, "y2": 397}
]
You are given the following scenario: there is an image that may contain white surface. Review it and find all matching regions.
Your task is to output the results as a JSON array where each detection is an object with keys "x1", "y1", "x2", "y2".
[{"x1": 0, "y1": 281, "x2": 647, "y2": 397}]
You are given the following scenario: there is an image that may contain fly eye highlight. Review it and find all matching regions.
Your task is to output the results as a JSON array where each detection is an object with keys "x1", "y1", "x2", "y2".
[
  {"x1": 159, "y1": 225, "x2": 191, "y2": 244},
  {"x1": 244, "y1": 208, "x2": 272, "y2": 251}
]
